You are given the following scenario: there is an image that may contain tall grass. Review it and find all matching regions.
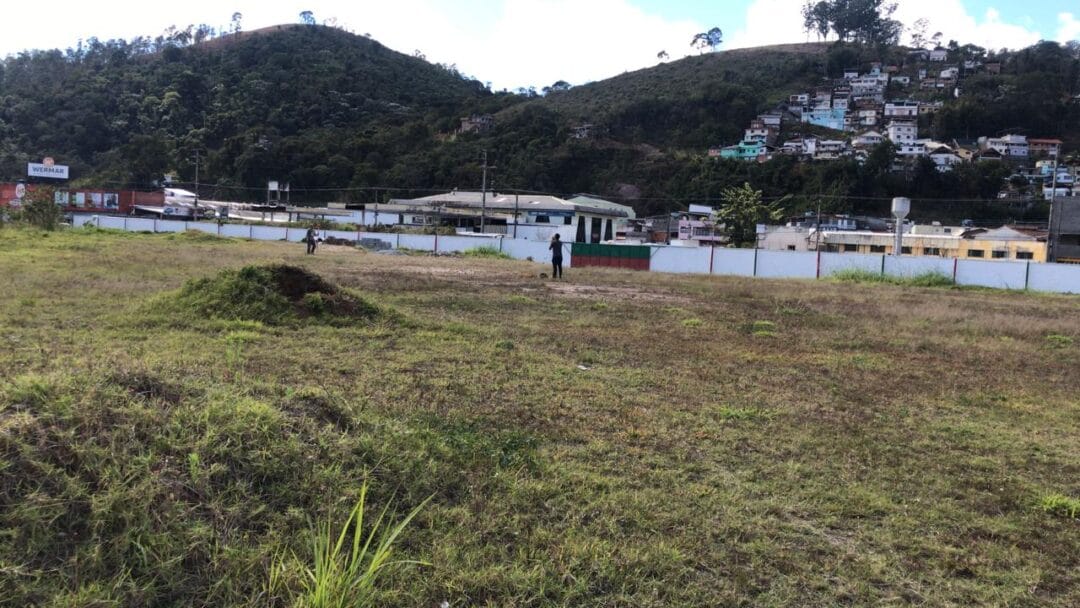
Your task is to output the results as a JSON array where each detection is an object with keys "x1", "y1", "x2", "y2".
[
  {"x1": 831, "y1": 269, "x2": 955, "y2": 287},
  {"x1": 275, "y1": 483, "x2": 432, "y2": 608}
]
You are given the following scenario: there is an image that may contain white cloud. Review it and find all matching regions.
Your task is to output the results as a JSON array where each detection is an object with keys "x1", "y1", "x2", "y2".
[
  {"x1": 726, "y1": 0, "x2": 1047, "y2": 52},
  {"x1": 0, "y1": 0, "x2": 705, "y2": 91},
  {"x1": 726, "y1": 0, "x2": 820, "y2": 49},
  {"x1": 1059, "y1": 12, "x2": 1080, "y2": 42}
]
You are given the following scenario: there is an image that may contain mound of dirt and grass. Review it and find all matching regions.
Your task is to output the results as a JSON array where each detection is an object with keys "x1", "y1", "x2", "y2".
[{"x1": 150, "y1": 264, "x2": 384, "y2": 325}]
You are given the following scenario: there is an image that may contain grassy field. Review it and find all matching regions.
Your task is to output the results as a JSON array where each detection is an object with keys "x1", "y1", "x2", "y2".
[{"x1": 1, "y1": 227, "x2": 1078, "y2": 607}]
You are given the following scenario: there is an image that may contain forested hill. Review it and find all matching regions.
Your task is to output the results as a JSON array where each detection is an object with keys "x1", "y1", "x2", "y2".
[
  {"x1": 0, "y1": 25, "x2": 499, "y2": 192},
  {"x1": 1, "y1": 23, "x2": 1078, "y2": 219}
]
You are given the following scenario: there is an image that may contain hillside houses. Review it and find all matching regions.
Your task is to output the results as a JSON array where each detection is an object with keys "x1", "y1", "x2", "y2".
[{"x1": 709, "y1": 54, "x2": 1067, "y2": 184}]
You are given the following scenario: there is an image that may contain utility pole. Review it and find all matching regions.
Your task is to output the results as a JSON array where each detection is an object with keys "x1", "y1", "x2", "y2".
[
  {"x1": 480, "y1": 150, "x2": 495, "y2": 234},
  {"x1": 1048, "y1": 143, "x2": 1061, "y2": 262},
  {"x1": 514, "y1": 191, "x2": 520, "y2": 239},
  {"x1": 815, "y1": 199, "x2": 822, "y2": 251}
]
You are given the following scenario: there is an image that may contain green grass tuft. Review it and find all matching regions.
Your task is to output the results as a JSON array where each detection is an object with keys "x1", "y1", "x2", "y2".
[
  {"x1": 463, "y1": 245, "x2": 512, "y2": 260},
  {"x1": 1045, "y1": 334, "x2": 1074, "y2": 349},
  {"x1": 1040, "y1": 493, "x2": 1080, "y2": 519}
]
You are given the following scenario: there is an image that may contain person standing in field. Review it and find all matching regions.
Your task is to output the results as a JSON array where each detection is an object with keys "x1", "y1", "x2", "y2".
[
  {"x1": 305, "y1": 227, "x2": 317, "y2": 255},
  {"x1": 549, "y1": 233, "x2": 563, "y2": 280}
]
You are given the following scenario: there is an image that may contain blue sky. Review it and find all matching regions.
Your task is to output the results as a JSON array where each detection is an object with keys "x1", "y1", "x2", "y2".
[
  {"x1": 3, "y1": 1, "x2": 1078, "y2": 90},
  {"x1": 636, "y1": 0, "x2": 1074, "y2": 42}
]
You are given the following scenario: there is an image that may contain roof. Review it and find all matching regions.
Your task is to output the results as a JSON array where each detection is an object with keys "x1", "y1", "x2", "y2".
[
  {"x1": 392, "y1": 191, "x2": 628, "y2": 218},
  {"x1": 975, "y1": 226, "x2": 1047, "y2": 241},
  {"x1": 569, "y1": 194, "x2": 636, "y2": 219},
  {"x1": 164, "y1": 188, "x2": 197, "y2": 198}
]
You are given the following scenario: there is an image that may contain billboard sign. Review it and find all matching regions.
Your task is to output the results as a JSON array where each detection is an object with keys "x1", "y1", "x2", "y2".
[{"x1": 28, "y1": 162, "x2": 70, "y2": 179}]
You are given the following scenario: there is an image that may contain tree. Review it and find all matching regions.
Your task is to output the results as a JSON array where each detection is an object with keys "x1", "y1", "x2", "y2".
[
  {"x1": 230, "y1": 12, "x2": 243, "y2": 34},
  {"x1": 802, "y1": 0, "x2": 900, "y2": 45},
  {"x1": 909, "y1": 18, "x2": 929, "y2": 49},
  {"x1": 22, "y1": 186, "x2": 62, "y2": 231},
  {"x1": 691, "y1": 27, "x2": 723, "y2": 54},
  {"x1": 714, "y1": 182, "x2": 786, "y2": 247},
  {"x1": 657, "y1": 50, "x2": 669, "y2": 61},
  {"x1": 299, "y1": 11, "x2": 316, "y2": 26}
]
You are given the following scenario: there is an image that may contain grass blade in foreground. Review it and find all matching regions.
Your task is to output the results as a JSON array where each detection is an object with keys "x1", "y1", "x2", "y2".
[{"x1": 275, "y1": 482, "x2": 432, "y2": 608}]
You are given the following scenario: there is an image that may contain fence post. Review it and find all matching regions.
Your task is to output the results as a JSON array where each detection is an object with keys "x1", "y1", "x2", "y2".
[
  {"x1": 816, "y1": 250, "x2": 822, "y2": 279},
  {"x1": 249, "y1": 225, "x2": 254, "y2": 239},
  {"x1": 123, "y1": 217, "x2": 128, "y2": 231},
  {"x1": 434, "y1": 233, "x2": 439, "y2": 253},
  {"x1": 709, "y1": 246, "x2": 715, "y2": 274},
  {"x1": 286, "y1": 227, "x2": 290, "y2": 241},
  {"x1": 880, "y1": 255, "x2": 886, "y2": 276},
  {"x1": 396, "y1": 233, "x2": 401, "y2": 249},
  {"x1": 952, "y1": 258, "x2": 959, "y2": 284},
  {"x1": 1024, "y1": 261, "x2": 1031, "y2": 291},
  {"x1": 752, "y1": 248, "x2": 759, "y2": 277},
  {"x1": 154, "y1": 218, "x2": 158, "y2": 233}
]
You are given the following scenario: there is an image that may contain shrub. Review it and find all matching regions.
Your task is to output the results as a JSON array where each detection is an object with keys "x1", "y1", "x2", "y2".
[
  {"x1": 464, "y1": 245, "x2": 511, "y2": 260},
  {"x1": 831, "y1": 269, "x2": 954, "y2": 287},
  {"x1": 21, "y1": 186, "x2": 62, "y2": 231}
]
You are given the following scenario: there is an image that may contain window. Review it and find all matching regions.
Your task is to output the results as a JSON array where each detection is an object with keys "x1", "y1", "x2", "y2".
[
  {"x1": 924, "y1": 247, "x2": 941, "y2": 256},
  {"x1": 843, "y1": 244, "x2": 858, "y2": 252},
  {"x1": 535, "y1": 215, "x2": 550, "y2": 224},
  {"x1": 992, "y1": 250, "x2": 1007, "y2": 259},
  {"x1": 967, "y1": 249, "x2": 984, "y2": 258},
  {"x1": 870, "y1": 245, "x2": 886, "y2": 253},
  {"x1": 563, "y1": 216, "x2": 572, "y2": 225},
  {"x1": 787, "y1": 245, "x2": 796, "y2": 251},
  {"x1": 1016, "y1": 251, "x2": 1034, "y2": 260},
  {"x1": 901, "y1": 246, "x2": 912, "y2": 254}
]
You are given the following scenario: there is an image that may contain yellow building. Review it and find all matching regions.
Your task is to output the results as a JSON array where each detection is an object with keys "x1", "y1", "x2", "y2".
[{"x1": 821, "y1": 226, "x2": 1047, "y2": 262}]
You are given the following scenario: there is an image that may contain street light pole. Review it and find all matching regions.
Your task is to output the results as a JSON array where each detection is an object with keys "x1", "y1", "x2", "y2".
[
  {"x1": 193, "y1": 150, "x2": 200, "y2": 220},
  {"x1": 1048, "y1": 143, "x2": 1061, "y2": 262},
  {"x1": 480, "y1": 150, "x2": 495, "y2": 234}
]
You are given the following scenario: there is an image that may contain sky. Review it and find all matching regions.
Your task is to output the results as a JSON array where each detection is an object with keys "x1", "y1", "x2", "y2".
[{"x1": 3, "y1": 1, "x2": 1078, "y2": 90}]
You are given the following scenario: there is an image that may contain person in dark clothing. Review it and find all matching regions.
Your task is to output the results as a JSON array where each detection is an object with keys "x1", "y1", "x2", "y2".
[
  {"x1": 305, "y1": 227, "x2": 317, "y2": 254},
  {"x1": 549, "y1": 234, "x2": 563, "y2": 279}
]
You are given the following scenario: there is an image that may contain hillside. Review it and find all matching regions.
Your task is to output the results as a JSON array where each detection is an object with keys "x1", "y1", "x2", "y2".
[
  {"x1": 0, "y1": 25, "x2": 498, "y2": 192},
  {"x1": 1, "y1": 25, "x2": 1078, "y2": 217},
  {"x1": 2, "y1": 228, "x2": 1078, "y2": 605}
]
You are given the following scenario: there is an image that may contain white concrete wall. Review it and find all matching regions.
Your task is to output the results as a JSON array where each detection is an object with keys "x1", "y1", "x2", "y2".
[
  {"x1": 126, "y1": 218, "x2": 157, "y2": 232},
  {"x1": 712, "y1": 249, "x2": 757, "y2": 277},
  {"x1": 820, "y1": 253, "x2": 883, "y2": 276},
  {"x1": 398, "y1": 234, "x2": 436, "y2": 251},
  {"x1": 187, "y1": 222, "x2": 219, "y2": 235},
  {"x1": 251, "y1": 226, "x2": 287, "y2": 241},
  {"x1": 884, "y1": 256, "x2": 955, "y2": 278},
  {"x1": 956, "y1": 260, "x2": 1029, "y2": 290},
  {"x1": 437, "y1": 235, "x2": 491, "y2": 253},
  {"x1": 60, "y1": 214, "x2": 1080, "y2": 293},
  {"x1": 650, "y1": 246, "x2": 711, "y2": 274},
  {"x1": 756, "y1": 250, "x2": 818, "y2": 279},
  {"x1": 501, "y1": 239, "x2": 551, "y2": 261},
  {"x1": 157, "y1": 220, "x2": 188, "y2": 233},
  {"x1": 220, "y1": 224, "x2": 252, "y2": 239},
  {"x1": 1028, "y1": 263, "x2": 1080, "y2": 294}
]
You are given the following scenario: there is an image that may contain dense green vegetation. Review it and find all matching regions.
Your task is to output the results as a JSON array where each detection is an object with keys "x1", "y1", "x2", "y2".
[
  {"x1": 1, "y1": 228, "x2": 1078, "y2": 605},
  {"x1": 1, "y1": 23, "x2": 1078, "y2": 219}
]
